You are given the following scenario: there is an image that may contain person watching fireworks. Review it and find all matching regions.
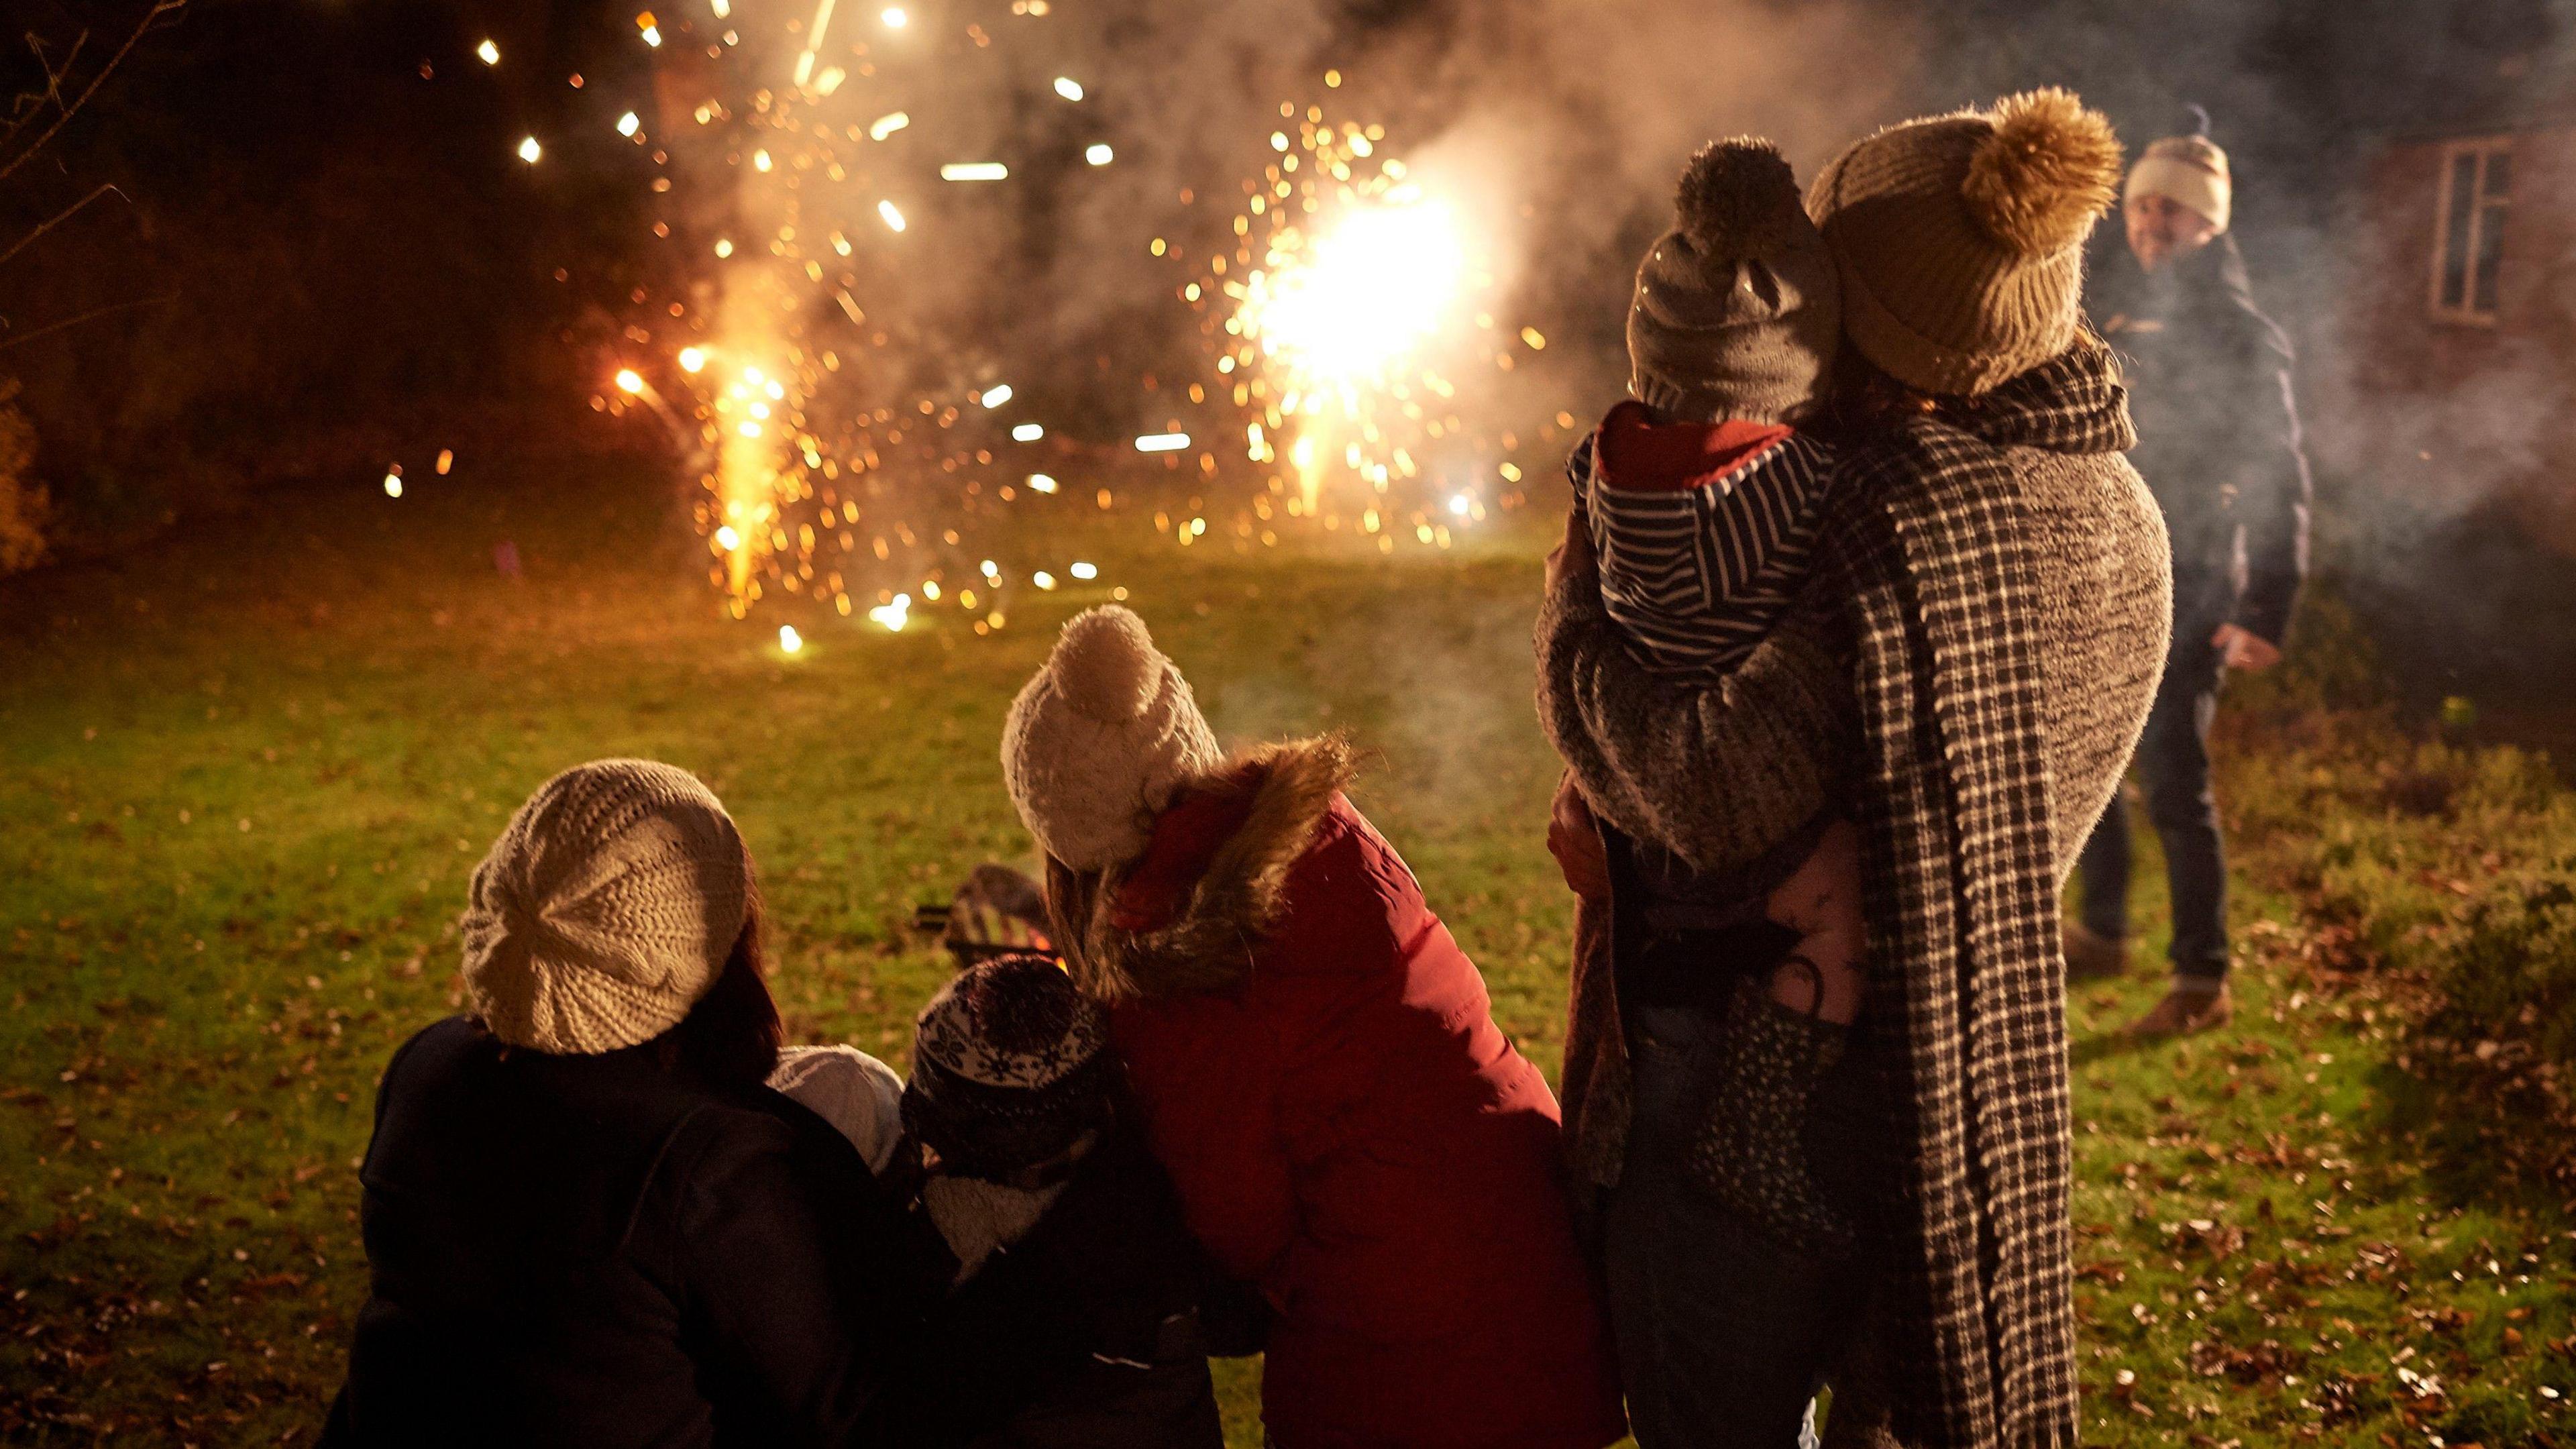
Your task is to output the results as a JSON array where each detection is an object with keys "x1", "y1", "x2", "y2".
[
  {"x1": 321, "y1": 761, "x2": 989, "y2": 1448},
  {"x1": 1001, "y1": 605, "x2": 1627, "y2": 1449},
  {"x1": 1536, "y1": 135, "x2": 1870, "y2": 1444},
  {"x1": 2068, "y1": 108, "x2": 2314, "y2": 1037},
  {"x1": 1540, "y1": 91, "x2": 2170, "y2": 1448}
]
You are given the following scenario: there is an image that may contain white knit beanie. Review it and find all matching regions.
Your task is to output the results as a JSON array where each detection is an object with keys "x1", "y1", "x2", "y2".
[
  {"x1": 2125, "y1": 133, "x2": 2232, "y2": 233},
  {"x1": 1001, "y1": 606, "x2": 1222, "y2": 871},
  {"x1": 459, "y1": 759, "x2": 752, "y2": 1055}
]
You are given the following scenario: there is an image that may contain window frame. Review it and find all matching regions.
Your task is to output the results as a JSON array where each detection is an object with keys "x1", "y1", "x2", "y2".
[{"x1": 2428, "y1": 135, "x2": 2515, "y2": 327}]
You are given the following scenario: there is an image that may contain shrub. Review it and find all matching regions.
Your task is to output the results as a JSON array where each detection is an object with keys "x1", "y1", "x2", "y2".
[
  {"x1": 0, "y1": 379, "x2": 46, "y2": 576},
  {"x1": 2407, "y1": 861, "x2": 2576, "y2": 1191}
]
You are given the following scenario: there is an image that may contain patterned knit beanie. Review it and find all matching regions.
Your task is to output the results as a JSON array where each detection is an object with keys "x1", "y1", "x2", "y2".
[
  {"x1": 902, "y1": 953, "x2": 1117, "y2": 1182},
  {"x1": 1002, "y1": 606, "x2": 1222, "y2": 871},
  {"x1": 460, "y1": 760, "x2": 751, "y2": 1055},
  {"x1": 1807, "y1": 89, "x2": 2124, "y2": 396},
  {"x1": 1627, "y1": 138, "x2": 1841, "y2": 424}
]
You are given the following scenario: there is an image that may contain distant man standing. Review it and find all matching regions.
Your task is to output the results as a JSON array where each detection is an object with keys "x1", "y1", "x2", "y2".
[{"x1": 2070, "y1": 114, "x2": 2311, "y2": 1036}]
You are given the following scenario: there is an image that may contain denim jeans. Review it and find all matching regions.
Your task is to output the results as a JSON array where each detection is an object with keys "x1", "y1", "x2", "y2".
[
  {"x1": 2076, "y1": 602, "x2": 2232, "y2": 984},
  {"x1": 1601, "y1": 1006, "x2": 1866, "y2": 1449}
]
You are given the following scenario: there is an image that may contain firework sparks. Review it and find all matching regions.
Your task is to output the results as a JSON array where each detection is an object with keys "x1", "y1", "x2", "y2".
[
  {"x1": 580, "y1": 0, "x2": 1558, "y2": 638},
  {"x1": 1177, "y1": 101, "x2": 1523, "y2": 537}
]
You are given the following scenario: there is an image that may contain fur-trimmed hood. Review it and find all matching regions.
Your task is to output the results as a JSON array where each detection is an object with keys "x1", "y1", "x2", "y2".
[{"x1": 1061, "y1": 735, "x2": 1357, "y2": 1004}]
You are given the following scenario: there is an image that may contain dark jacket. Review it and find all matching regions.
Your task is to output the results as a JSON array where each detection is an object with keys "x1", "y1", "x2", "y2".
[
  {"x1": 938, "y1": 1128, "x2": 1224, "y2": 1449},
  {"x1": 2091, "y1": 233, "x2": 2311, "y2": 642},
  {"x1": 321, "y1": 1017, "x2": 954, "y2": 1449}
]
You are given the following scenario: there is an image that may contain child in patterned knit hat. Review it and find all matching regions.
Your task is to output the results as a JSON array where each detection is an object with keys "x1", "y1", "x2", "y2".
[
  {"x1": 902, "y1": 953, "x2": 1223, "y2": 1448},
  {"x1": 1561, "y1": 137, "x2": 1864, "y2": 1254}
]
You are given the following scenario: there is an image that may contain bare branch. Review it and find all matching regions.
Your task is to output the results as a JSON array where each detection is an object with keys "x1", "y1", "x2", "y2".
[
  {"x1": 0, "y1": 1, "x2": 186, "y2": 184},
  {"x1": 0, "y1": 181, "x2": 127, "y2": 268},
  {"x1": 0, "y1": 290, "x2": 179, "y2": 354},
  {"x1": 3, "y1": 30, "x2": 85, "y2": 138}
]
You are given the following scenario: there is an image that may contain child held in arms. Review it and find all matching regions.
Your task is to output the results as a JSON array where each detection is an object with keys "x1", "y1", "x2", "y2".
[
  {"x1": 1553, "y1": 138, "x2": 1864, "y2": 1253},
  {"x1": 778, "y1": 953, "x2": 1224, "y2": 1448}
]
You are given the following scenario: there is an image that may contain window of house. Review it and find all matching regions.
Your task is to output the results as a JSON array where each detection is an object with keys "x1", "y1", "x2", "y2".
[{"x1": 2431, "y1": 138, "x2": 2513, "y2": 324}]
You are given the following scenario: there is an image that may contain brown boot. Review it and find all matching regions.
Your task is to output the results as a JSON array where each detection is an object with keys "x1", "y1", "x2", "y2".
[
  {"x1": 2063, "y1": 922, "x2": 2129, "y2": 983},
  {"x1": 2125, "y1": 982, "x2": 2232, "y2": 1038}
]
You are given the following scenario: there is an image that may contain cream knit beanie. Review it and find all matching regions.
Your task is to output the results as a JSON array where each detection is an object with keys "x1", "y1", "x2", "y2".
[
  {"x1": 459, "y1": 759, "x2": 751, "y2": 1055},
  {"x1": 1807, "y1": 89, "x2": 2124, "y2": 396},
  {"x1": 1627, "y1": 139, "x2": 1841, "y2": 424},
  {"x1": 1002, "y1": 606, "x2": 1222, "y2": 871},
  {"x1": 2126, "y1": 133, "x2": 2231, "y2": 233}
]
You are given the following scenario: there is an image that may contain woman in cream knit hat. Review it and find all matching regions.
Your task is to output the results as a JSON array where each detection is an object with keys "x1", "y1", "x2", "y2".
[
  {"x1": 325, "y1": 760, "x2": 1010, "y2": 1448},
  {"x1": 1540, "y1": 90, "x2": 2172, "y2": 1449},
  {"x1": 1004, "y1": 606, "x2": 1627, "y2": 1449}
]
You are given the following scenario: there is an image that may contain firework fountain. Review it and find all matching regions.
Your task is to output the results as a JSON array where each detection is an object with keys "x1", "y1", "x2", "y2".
[{"x1": 569, "y1": 0, "x2": 1570, "y2": 635}]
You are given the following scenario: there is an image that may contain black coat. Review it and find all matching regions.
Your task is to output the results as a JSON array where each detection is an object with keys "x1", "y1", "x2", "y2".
[
  {"x1": 934, "y1": 1130, "x2": 1227, "y2": 1449},
  {"x1": 321, "y1": 1018, "x2": 961, "y2": 1449},
  {"x1": 2090, "y1": 234, "x2": 2313, "y2": 644}
]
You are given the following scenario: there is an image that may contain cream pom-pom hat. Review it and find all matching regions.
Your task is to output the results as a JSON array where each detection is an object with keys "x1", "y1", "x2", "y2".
[{"x1": 1001, "y1": 606, "x2": 1222, "y2": 871}]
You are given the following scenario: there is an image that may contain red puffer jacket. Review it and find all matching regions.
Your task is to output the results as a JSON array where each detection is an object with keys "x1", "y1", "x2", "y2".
[{"x1": 1064, "y1": 737, "x2": 1626, "y2": 1449}]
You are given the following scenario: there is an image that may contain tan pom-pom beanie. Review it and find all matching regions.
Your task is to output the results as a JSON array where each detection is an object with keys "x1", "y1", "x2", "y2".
[
  {"x1": 1002, "y1": 606, "x2": 1222, "y2": 871},
  {"x1": 459, "y1": 759, "x2": 751, "y2": 1055},
  {"x1": 1627, "y1": 138, "x2": 1841, "y2": 424},
  {"x1": 1807, "y1": 88, "x2": 2124, "y2": 396}
]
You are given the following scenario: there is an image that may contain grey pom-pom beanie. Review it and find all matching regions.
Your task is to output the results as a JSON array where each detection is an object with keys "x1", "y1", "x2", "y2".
[{"x1": 1627, "y1": 138, "x2": 1842, "y2": 424}]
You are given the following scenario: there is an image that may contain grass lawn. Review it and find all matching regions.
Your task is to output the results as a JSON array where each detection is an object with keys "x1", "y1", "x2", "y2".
[{"x1": 4, "y1": 452, "x2": 2573, "y2": 1446}]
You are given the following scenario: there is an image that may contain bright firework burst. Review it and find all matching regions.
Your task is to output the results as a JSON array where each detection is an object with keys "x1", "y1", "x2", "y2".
[{"x1": 586, "y1": 6, "x2": 1567, "y2": 628}]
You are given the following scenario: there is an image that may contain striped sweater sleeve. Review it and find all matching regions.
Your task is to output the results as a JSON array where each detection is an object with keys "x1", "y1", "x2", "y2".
[{"x1": 1534, "y1": 543, "x2": 1858, "y2": 879}]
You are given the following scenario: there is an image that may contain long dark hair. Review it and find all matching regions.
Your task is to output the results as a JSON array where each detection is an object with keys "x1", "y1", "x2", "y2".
[
  {"x1": 1821, "y1": 341, "x2": 1951, "y2": 441},
  {"x1": 660, "y1": 883, "x2": 784, "y2": 1091}
]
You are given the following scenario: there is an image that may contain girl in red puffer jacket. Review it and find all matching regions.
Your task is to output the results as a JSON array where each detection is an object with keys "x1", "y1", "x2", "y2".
[{"x1": 998, "y1": 605, "x2": 1626, "y2": 1449}]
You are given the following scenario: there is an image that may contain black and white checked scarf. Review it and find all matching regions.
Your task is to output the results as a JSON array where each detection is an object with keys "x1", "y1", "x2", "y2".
[
  {"x1": 1581, "y1": 429, "x2": 1839, "y2": 677},
  {"x1": 1825, "y1": 342, "x2": 2134, "y2": 1449}
]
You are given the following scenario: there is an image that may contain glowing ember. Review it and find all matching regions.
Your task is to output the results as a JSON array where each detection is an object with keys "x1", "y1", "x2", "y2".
[
  {"x1": 435, "y1": 449, "x2": 454, "y2": 475},
  {"x1": 516, "y1": 136, "x2": 542, "y2": 163},
  {"x1": 979, "y1": 383, "x2": 1014, "y2": 408},
  {"x1": 616, "y1": 111, "x2": 641, "y2": 137},
  {"x1": 879, "y1": 6, "x2": 906, "y2": 28},
  {"x1": 1069, "y1": 561, "x2": 1097, "y2": 580},
  {"x1": 877, "y1": 200, "x2": 906, "y2": 232},
  {"x1": 1026, "y1": 473, "x2": 1058, "y2": 494},
  {"x1": 1011, "y1": 423, "x2": 1044, "y2": 441},
  {"x1": 941, "y1": 162, "x2": 1008, "y2": 182},
  {"x1": 382, "y1": 466, "x2": 403, "y2": 498},
  {"x1": 614, "y1": 368, "x2": 645, "y2": 394},
  {"x1": 1084, "y1": 143, "x2": 1114, "y2": 166},
  {"x1": 777, "y1": 624, "x2": 804, "y2": 653},
  {"x1": 867, "y1": 594, "x2": 911, "y2": 631},
  {"x1": 1053, "y1": 76, "x2": 1085, "y2": 101},
  {"x1": 677, "y1": 347, "x2": 706, "y2": 373},
  {"x1": 476, "y1": 39, "x2": 500, "y2": 65},
  {"x1": 868, "y1": 111, "x2": 910, "y2": 140},
  {"x1": 1134, "y1": 432, "x2": 1190, "y2": 453}
]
